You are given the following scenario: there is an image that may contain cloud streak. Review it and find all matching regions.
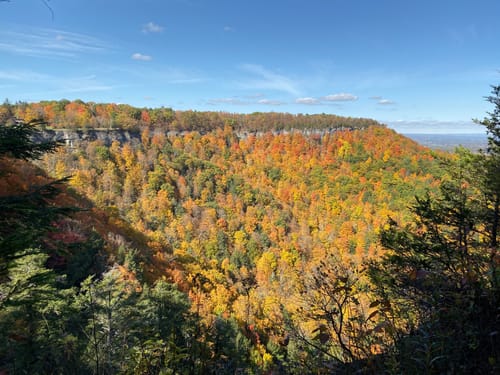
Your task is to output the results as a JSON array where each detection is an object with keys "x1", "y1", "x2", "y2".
[
  {"x1": 323, "y1": 93, "x2": 358, "y2": 102},
  {"x1": 0, "y1": 70, "x2": 51, "y2": 82},
  {"x1": 378, "y1": 99, "x2": 395, "y2": 105},
  {"x1": 55, "y1": 75, "x2": 114, "y2": 93},
  {"x1": 0, "y1": 27, "x2": 109, "y2": 58},
  {"x1": 370, "y1": 96, "x2": 396, "y2": 105},
  {"x1": 207, "y1": 96, "x2": 286, "y2": 106},
  {"x1": 207, "y1": 97, "x2": 249, "y2": 105},
  {"x1": 132, "y1": 53, "x2": 152, "y2": 61},
  {"x1": 142, "y1": 22, "x2": 164, "y2": 33},
  {"x1": 129, "y1": 66, "x2": 205, "y2": 84},
  {"x1": 295, "y1": 97, "x2": 320, "y2": 105},
  {"x1": 0, "y1": 69, "x2": 115, "y2": 96},
  {"x1": 258, "y1": 99, "x2": 285, "y2": 105},
  {"x1": 295, "y1": 92, "x2": 358, "y2": 105},
  {"x1": 239, "y1": 64, "x2": 301, "y2": 96}
]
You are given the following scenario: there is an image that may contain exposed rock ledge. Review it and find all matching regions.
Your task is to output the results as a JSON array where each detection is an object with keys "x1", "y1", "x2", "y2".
[
  {"x1": 33, "y1": 128, "x2": 142, "y2": 147},
  {"x1": 33, "y1": 126, "x2": 358, "y2": 147}
]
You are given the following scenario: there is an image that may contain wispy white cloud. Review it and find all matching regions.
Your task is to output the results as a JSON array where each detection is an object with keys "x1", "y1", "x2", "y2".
[
  {"x1": 0, "y1": 27, "x2": 109, "y2": 58},
  {"x1": 0, "y1": 69, "x2": 115, "y2": 96},
  {"x1": 323, "y1": 93, "x2": 358, "y2": 102},
  {"x1": 132, "y1": 53, "x2": 152, "y2": 61},
  {"x1": 245, "y1": 93, "x2": 265, "y2": 99},
  {"x1": 348, "y1": 70, "x2": 409, "y2": 91},
  {"x1": 108, "y1": 65, "x2": 206, "y2": 85},
  {"x1": 258, "y1": 99, "x2": 286, "y2": 105},
  {"x1": 0, "y1": 70, "x2": 51, "y2": 82},
  {"x1": 169, "y1": 78, "x2": 204, "y2": 84},
  {"x1": 57, "y1": 75, "x2": 113, "y2": 93},
  {"x1": 295, "y1": 97, "x2": 320, "y2": 105},
  {"x1": 378, "y1": 99, "x2": 395, "y2": 105},
  {"x1": 62, "y1": 85, "x2": 113, "y2": 93},
  {"x1": 150, "y1": 68, "x2": 203, "y2": 84},
  {"x1": 239, "y1": 64, "x2": 301, "y2": 96},
  {"x1": 207, "y1": 97, "x2": 249, "y2": 105},
  {"x1": 370, "y1": 96, "x2": 396, "y2": 105},
  {"x1": 224, "y1": 26, "x2": 235, "y2": 32},
  {"x1": 207, "y1": 96, "x2": 285, "y2": 106},
  {"x1": 160, "y1": 68, "x2": 205, "y2": 84},
  {"x1": 295, "y1": 93, "x2": 358, "y2": 105},
  {"x1": 142, "y1": 22, "x2": 164, "y2": 33}
]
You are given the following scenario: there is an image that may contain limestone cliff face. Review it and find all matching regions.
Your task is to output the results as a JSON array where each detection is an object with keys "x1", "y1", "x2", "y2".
[
  {"x1": 33, "y1": 126, "x2": 355, "y2": 147},
  {"x1": 33, "y1": 129, "x2": 142, "y2": 147}
]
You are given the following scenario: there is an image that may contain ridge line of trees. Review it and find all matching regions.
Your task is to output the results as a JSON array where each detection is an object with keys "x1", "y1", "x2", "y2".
[{"x1": 1, "y1": 99, "x2": 382, "y2": 132}]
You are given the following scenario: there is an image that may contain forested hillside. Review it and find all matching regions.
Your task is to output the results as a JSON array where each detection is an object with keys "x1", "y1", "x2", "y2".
[
  {"x1": 42, "y1": 124, "x2": 439, "y2": 279},
  {"x1": 0, "y1": 94, "x2": 498, "y2": 373},
  {"x1": 2, "y1": 99, "x2": 379, "y2": 132}
]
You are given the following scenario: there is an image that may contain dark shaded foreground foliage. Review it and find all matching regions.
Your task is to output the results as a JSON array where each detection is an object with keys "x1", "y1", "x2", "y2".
[{"x1": 364, "y1": 86, "x2": 500, "y2": 374}]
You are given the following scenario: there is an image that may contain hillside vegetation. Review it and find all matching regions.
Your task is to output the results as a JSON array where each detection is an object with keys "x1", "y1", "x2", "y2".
[
  {"x1": 2, "y1": 99, "x2": 379, "y2": 132},
  {"x1": 0, "y1": 95, "x2": 498, "y2": 373}
]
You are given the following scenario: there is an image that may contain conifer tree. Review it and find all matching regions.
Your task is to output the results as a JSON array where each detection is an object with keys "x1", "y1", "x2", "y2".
[
  {"x1": 369, "y1": 85, "x2": 500, "y2": 374},
  {"x1": 475, "y1": 84, "x2": 500, "y2": 254},
  {"x1": 0, "y1": 118, "x2": 68, "y2": 276},
  {"x1": 0, "y1": 117, "x2": 82, "y2": 373}
]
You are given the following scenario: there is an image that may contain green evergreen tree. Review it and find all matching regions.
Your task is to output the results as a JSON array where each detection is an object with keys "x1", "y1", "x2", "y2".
[
  {"x1": 475, "y1": 85, "x2": 500, "y2": 279},
  {"x1": 0, "y1": 251, "x2": 83, "y2": 374},
  {"x1": 0, "y1": 118, "x2": 58, "y2": 160},
  {"x1": 369, "y1": 85, "x2": 500, "y2": 374},
  {"x1": 0, "y1": 117, "x2": 87, "y2": 373},
  {"x1": 0, "y1": 118, "x2": 69, "y2": 276},
  {"x1": 125, "y1": 280, "x2": 199, "y2": 374},
  {"x1": 75, "y1": 269, "x2": 142, "y2": 374}
]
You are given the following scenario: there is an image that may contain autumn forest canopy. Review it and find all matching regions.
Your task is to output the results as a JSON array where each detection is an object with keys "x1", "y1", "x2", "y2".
[
  {"x1": 1, "y1": 99, "x2": 380, "y2": 132},
  {"x1": 0, "y1": 91, "x2": 499, "y2": 374}
]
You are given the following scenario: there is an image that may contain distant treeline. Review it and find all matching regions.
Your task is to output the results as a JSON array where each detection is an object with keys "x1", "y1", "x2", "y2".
[{"x1": 1, "y1": 99, "x2": 381, "y2": 132}]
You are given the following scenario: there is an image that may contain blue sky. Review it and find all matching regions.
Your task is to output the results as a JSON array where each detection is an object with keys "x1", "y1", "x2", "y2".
[{"x1": 1, "y1": 0, "x2": 499, "y2": 133}]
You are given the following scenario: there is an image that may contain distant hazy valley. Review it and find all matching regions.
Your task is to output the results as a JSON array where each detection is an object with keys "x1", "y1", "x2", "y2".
[{"x1": 404, "y1": 132, "x2": 488, "y2": 151}]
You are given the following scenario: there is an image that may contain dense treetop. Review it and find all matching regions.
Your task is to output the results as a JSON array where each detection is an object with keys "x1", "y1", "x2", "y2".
[{"x1": 2, "y1": 99, "x2": 381, "y2": 132}]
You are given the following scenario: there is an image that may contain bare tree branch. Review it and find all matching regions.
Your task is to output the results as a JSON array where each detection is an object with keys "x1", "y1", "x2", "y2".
[{"x1": 1, "y1": 0, "x2": 54, "y2": 20}]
